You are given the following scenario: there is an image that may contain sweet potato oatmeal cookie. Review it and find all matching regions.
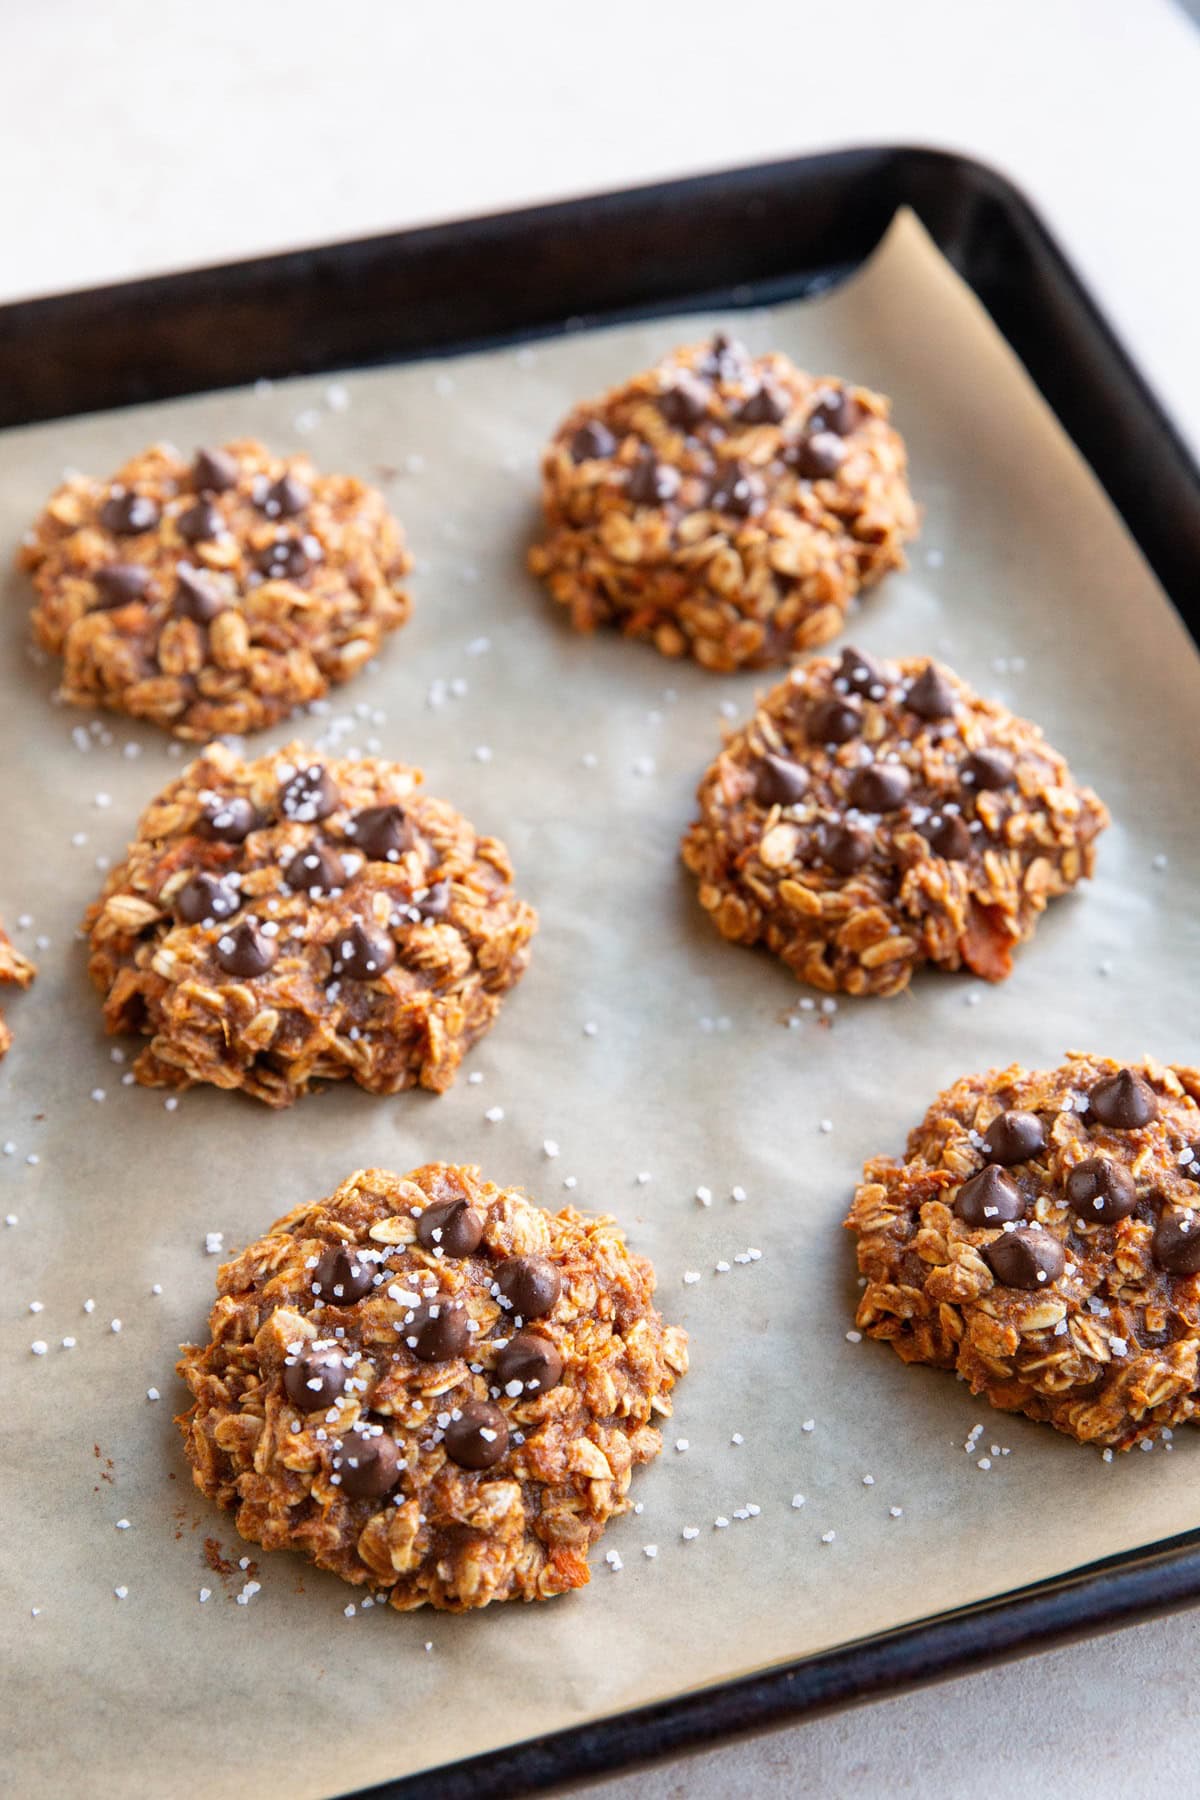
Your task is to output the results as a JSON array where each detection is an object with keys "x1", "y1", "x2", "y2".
[
  {"x1": 19, "y1": 439, "x2": 410, "y2": 737},
  {"x1": 681, "y1": 650, "x2": 1107, "y2": 996},
  {"x1": 177, "y1": 1163, "x2": 688, "y2": 1609},
  {"x1": 84, "y1": 742, "x2": 535, "y2": 1106},
  {"x1": 528, "y1": 334, "x2": 916, "y2": 670},
  {"x1": 0, "y1": 921, "x2": 36, "y2": 1059},
  {"x1": 846, "y1": 1055, "x2": 1200, "y2": 1449}
]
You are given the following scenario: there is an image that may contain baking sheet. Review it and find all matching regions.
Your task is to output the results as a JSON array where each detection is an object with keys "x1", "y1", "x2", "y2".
[{"x1": 3, "y1": 210, "x2": 1199, "y2": 1800}]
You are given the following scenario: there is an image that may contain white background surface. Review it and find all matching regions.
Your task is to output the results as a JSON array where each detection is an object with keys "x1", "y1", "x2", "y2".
[{"x1": 3, "y1": 3, "x2": 1198, "y2": 1795}]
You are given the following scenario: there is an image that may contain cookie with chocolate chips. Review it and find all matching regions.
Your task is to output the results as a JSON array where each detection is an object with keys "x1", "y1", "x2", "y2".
[
  {"x1": 83, "y1": 741, "x2": 536, "y2": 1106},
  {"x1": 176, "y1": 1163, "x2": 688, "y2": 1609},
  {"x1": 528, "y1": 335, "x2": 917, "y2": 671},
  {"x1": 846, "y1": 1054, "x2": 1200, "y2": 1449},
  {"x1": 681, "y1": 651, "x2": 1107, "y2": 996},
  {"x1": 19, "y1": 439, "x2": 411, "y2": 738}
]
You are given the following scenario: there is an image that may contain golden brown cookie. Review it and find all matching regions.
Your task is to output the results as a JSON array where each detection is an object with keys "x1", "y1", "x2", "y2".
[
  {"x1": 177, "y1": 1163, "x2": 688, "y2": 1610},
  {"x1": 846, "y1": 1055, "x2": 1200, "y2": 1449},
  {"x1": 681, "y1": 650, "x2": 1107, "y2": 995},
  {"x1": 84, "y1": 742, "x2": 535, "y2": 1106},
  {"x1": 0, "y1": 921, "x2": 36, "y2": 1059},
  {"x1": 19, "y1": 440, "x2": 410, "y2": 737},
  {"x1": 528, "y1": 334, "x2": 916, "y2": 671}
]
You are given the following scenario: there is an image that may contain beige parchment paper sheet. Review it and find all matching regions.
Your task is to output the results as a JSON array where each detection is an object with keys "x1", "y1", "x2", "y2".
[{"x1": 3, "y1": 212, "x2": 1199, "y2": 1798}]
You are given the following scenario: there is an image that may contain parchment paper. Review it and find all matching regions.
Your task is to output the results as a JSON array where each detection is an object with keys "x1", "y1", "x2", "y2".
[{"x1": 3, "y1": 212, "x2": 1199, "y2": 1800}]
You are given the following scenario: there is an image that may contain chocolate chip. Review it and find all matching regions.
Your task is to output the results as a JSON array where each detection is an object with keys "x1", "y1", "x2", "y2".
[
  {"x1": 337, "y1": 1427, "x2": 401, "y2": 1498},
  {"x1": 93, "y1": 563, "x2": 151, "y2": 607},
  {"x1": 336, "y1": 921, "x2": 397, "y2": 981},
  {"x1": 215, "y1": 918, "x2": 278, "y2": 978},
  {"x1": 99, "y1": 492, "x2": 160, "y2": 535},
  {"x1": 837, "y1": 647, "x2": 886, "y2": 697},
  {"x1": 493, "y1": 1331, "x2": 563, "y2": 1396},
  {"x1": 708, "y1": 461, "x2": 762, "y2": 518},
  {"x1": 284, "y1": 1350, "x2": 347, "y2": 1410},
  {"x1": 955, "y1": 1165, "x2": 1025, "y2": 1226},
  {"x1": 1152, "y1": 1212, "x2": 1200, "y2": 1276},
  {"x1": 314, "y1": 1245, "x2": 375, "y2": 1302},
  {"x1": 443, "y1": 1399, "x2": 509, "y2": 1470},
  {"x1": 416, "y1": 1198, "x2": 484, "y2": 1258},
  {"x1": 494, "y1": 1255, "x2": 561, "y2": 1320},
  {"x1": 627, "y1": 451, "x2": 680, "y2": 505},
  {"x1": 192, "y1": 448, "x2": 238, "y2": 493},
  {"x1": 962, "y1": 749, "x2": 1015, "y2": 792},
  {"x1": 279, "y1": 763, "x2": 339, "y2": 823},
  {"x1": 807, "y1": 696, "x2": 862, "y2": 743},
  {"x1": 198, "y1": 796, "x2": 258, "y2": 843},
  {"x1": 415, "y1": 879, "x2": 451, "y2": 920},
  {"x1": 348, "y1": 804, "x2": 408, "y2": 861},
  {"x1": 175, "y1": 872, "x2": 239, "y2": 925},
  {"x1": 258, "y1": 537, "x2": 318, "y2": 580},
  {"x1": 789, "y1": 432, "x2": 844, "y2": 480},
  {"x1": 738, "y1": 382, "x2": 787, "y2": 425},
  {"x1": 754, "y1": 753, "x2": 809, "y2": 807},
  {"x1": 1065, "y1": 1158, "x2": 1137, "y2": 1223},
  {"x1": 267, "y1": 474, "x2": 311, "y2": 517},
  {"x1": 926, "y1": 814, "x2": 973, "y2": 860},
  {"x1": 176, "y1": 499, "x2": 223, "y2": 544},
  {"x1": 658, "y1": 376, "x2": 710, "y2": 429},
  {"x1": 569, "y1": 420, "x2": 617, "y2": 462},
  {"x1": 699, "y1": 332, "x2": 748, "y2": 380},
  {"x1": 807, "y1": 387, "x2": 861, "y2": 436},
  {"x1": 848, "y1": 762, "x2": 911, "y2": 812},
  {"x1": 405, "y1": 1296, "x2": 469, "y2": 1362},
  {"x1": 1088, "y1": 1069, "x2": 1159, "y2": 1130},
  {"x1": 982, "y1": 1228, "x2": 1065, "y2": 1289},
  {"x1": 906, "y1": 664, "x2": 958, "y2": 721},
  {"x1": 819, "y1": 821, "x2": 874, "y2": 874},
  {"x1": 982, "y1": 1110, "x2": 1047, "y2": 1166},
  {"x1": 175, "y1": 565, "x2": 226, "y2": 622},
  {"x1": 283, "y1": 844, "x2": 344, "y2": 895}
]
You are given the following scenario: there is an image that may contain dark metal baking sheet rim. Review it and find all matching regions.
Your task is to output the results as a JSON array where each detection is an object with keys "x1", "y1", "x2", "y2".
[{"x1": 2, "y1": 146, "x2": 1198, "y2": 1798}]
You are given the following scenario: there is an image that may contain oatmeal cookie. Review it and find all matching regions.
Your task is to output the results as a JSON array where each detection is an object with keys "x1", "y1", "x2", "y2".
[
  {"x1": 846, "y1": 1055, "x2": 1200, "y2": 1449},
  {"x1": 528, "y1": 334, "x2": 916, "y2": 670},
  {"x1": 0, "y1": 922, "x2": 36, "y2": 1059},
  {"x1": 177, "y1": 1163, "x2": 688, "y2": 1609},
  {"x1": 84, "y1": 742, "x2": 535, "y2": 1106},
  {"x1": 19, "y1": 440, "x2": 411, "y2": 737},
  {"x1": 681, "y1": 650, "x2": 1107, "y2": 996}
]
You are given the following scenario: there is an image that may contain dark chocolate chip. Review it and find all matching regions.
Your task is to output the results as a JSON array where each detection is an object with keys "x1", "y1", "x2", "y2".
[
  {"x1": 837, "y1": 647, "x2": 887, "y2": 697},
  {"x1": 337, "y1": 1427, "x2": 401, "y2": 1498},
  {"x1": 707, "y1": 461, "x2": 762, "y2": 518},
  {"x1": 1065, "y1": 1158, "x2": 1137, "y2": 1224},
  {"x1": 962, "y1": 748, "x2": 1015, "y2": 792},
  {"x1": 258, "y1": 536, "x2": 318, "y2": 580},
  {"x1": 335, "y1": 921, "x2": 397, "y2": 981},
  {"x1": 415, "y1": 879, "x2": 451, "y2": 920},
  {"x1": 99, "y1": 492, "x2": 160, "y2": 535},
  {"x1": 405, "y1": 1296, "x2": 469, "y2": 1362},
  {"x1": 1088, "y1": 1069, "x2": 1159, "y2": 1130},
  {"x1": 443, "y1": 1399, "x2": 509, "y2": 1470},
  {"x1": 284, "y1": 1350, "x2": 347, "y2": 1410},
  {"x1": 175, "y1": 565, "x2": 227, "y2": 622},
  {"x1": 314, "y1": 1245, "x2": 374, "y2": 1302},
  {"x1": 176, "y1": 499, "x2": 223, "y2": 543},
  {"x1": 982, "y1": 1228, "x2": 1066, "y2": 1290},
  {"x1": 926, "y1": 814, "x2": 973, "y2": 860},
  {"x1": 1152, "y1": 1212, "x2": 1200, "y2": 1276},
  {"x1": 848, "y1": 762, "x2": 911, "y2": 812},
  {"x1": 493, "y1": 1330, "x2": 564, "y2": 1397},
  {"x1": 279, "y1": 763, "x2": 339, "y2": 823},
  {"x1": 348, "y1": 804, "x2": 408, "y2": 861},
  {"x1": 192, "y1": 448, "x2": 238, "y2": 493},
  {"x1": 789, "y1": 431, "x2": 844, "y2": 480},
  {"x1": 699, "y1": 332, "x2": 748, "y2": 380},
  {"x1": 94, "y1": 562, "x2": 151, "y2": 607},
  {"x1": 494, "y1": 1255, "x2": 561, "y2": 1320},
  {"x1": 819, "y1": 821, "x2": 874, "y2": 874},
  {"x1": 807, "y1": 387, "x2": 861, "y2": 436},
  {"x1": 906, "y1": 664, "x2": 958, "y2": 722},
  {"x1": 416, "y1": 1198, "x2": 484, "y2": 1258},
  {"x1": 955, "y1": 1165, "x2": 1025, "y2": 1226},
  {"x1": 175, "y1": 872, "x2": 239, "y2": 925},
  {"x1": 267, "y1": 473, "x2": 311, "y2": 517},
  {"x1": 283, "y1": 844, "x2": 344, "y2": 895},
  {"x1": 738, "y1": 382, "x2": 788, "y2": 425},
  {"x1": 807, "y1": 696, "x2": 862, "y2": 743},
  {"x1": 198, "y1": 795, "x2": 258, "y2": 844},
  {"x1": 658, "y1": 376, "x2": 710, "y2": 429},
  {"x1": 569, "y1": 420, "x2": 617, "y2": 462},
  {"x1": 215, "y1": 918, "x2": 278, "y2": 978},
  {"x1": 627, "y1": 451, "x2": 680, "y2": 506},
  {"x1": 754, "y1": 753, "x2": 810, "y2": 807},
  {"x1": 982, "y1": 1110, "x2": 1047, "y2": 1166}
]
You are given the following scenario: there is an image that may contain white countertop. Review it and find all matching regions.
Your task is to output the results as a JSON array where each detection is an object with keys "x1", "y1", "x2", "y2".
[{"x1": 4, "y1": 2, "x2": 1198, "y2": 1793}]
